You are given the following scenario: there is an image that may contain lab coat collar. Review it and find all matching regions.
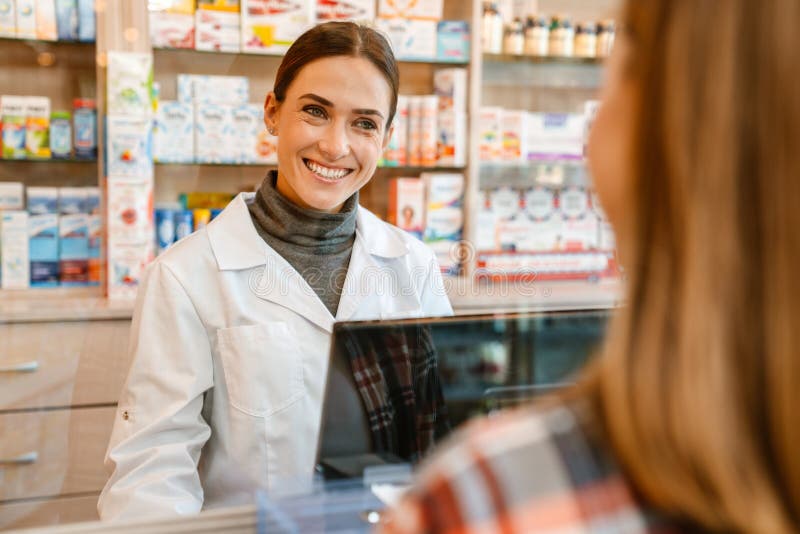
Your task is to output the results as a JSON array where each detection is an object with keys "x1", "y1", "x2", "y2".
[{"x1": 355, "y1": 207, "x2": 409, "y2": 259}]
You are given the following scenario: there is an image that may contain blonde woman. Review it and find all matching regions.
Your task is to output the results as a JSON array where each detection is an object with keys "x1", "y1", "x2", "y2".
[{"x1": 380, "y1": 0, "x2": 800, "y2": 532}]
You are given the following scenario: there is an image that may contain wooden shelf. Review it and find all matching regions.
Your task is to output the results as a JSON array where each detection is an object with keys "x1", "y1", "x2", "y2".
[
  {"x1": 483, "y1": 53, "x2": 603, "y2": 65},
  {"x1": 0, "y1": 287, "x2": 133, "y2": 323}
]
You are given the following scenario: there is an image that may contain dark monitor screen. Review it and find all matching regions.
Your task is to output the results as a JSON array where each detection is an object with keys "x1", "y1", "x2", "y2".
[{"x1": 317, "y1": 309, "x2": 610, "y2": 478}]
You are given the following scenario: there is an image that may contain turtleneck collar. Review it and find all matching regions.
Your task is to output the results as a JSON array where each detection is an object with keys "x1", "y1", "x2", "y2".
[{"x1": 249, "y1": 170, "x2": 358, "y2": 252}]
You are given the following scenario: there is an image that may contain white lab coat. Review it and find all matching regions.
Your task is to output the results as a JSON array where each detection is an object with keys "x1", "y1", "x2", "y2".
[{"x1": 97, "y1": 193, "x2": 453, "y2": 521}]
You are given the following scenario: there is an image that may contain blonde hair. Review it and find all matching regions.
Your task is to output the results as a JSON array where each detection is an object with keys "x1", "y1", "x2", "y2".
[{"x1": 586, "y1": 0, "x2": 800, "y2": 531}]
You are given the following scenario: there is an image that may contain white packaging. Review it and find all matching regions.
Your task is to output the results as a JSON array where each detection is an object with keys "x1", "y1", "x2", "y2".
[
  {"x1": 195, "y1": 9, "x2": 240, "y2": 52},
  {"x1": 107, "y1": 179, "x2": 153, "y2": 244},
  {"x1": 407, "y1": 96, "x2": 422, "y2": 166},
  {"x1": 107, "y1": 115, "x2": 153, "y2": 178},
  {"x1": 57, "y1": 186, "x2": 86, "y2": 214},
  {"x1": 35, "y1": 0, "x2": 56, "y2": 39},
  {"x1": 479, "y1": 107, "x2": 502, "y2": 162},
  {"x1": 423, "y1": 172, "x2": 464, "y2": 244},
  {"x1": 433, "y1": 68, "x2": 467, "y2": 113},
  {"x1": 436, "y1": 111, "x2": 466, "y2": 167},
  {"x1": 419, "y1": 95, "x2": 438, "y2": 167},
  {"x1": 388, "y1": 177, "x2": 425, "y2": 239},
  {"x1": 376, "y1": 18, "x2": 436, "y2": 60},
  {"x1": 0, "y1": 0, "x2": 16, "y2": 37},
  {"x1": 378, "y1": 0, "x2": 442, "y2": 20},
  {"x1": 316, "y1": 0, "x2": 374, "y2": 22},
  {"x1": 383, "y1": 94, "x2": 408, "y2": 166},
  {"x1": 154, "y1": 100, "x2": 194, "y2": 163},
  {"x1": 526, "y1": 112, "x2": 586, "y2": 160},
  {"x1": 501, "y1": 109, "x2": 529, "y2": 162},
  {"x1": 15, "y1": 0, "x2": 36, "y2": 39},
  {"x1": 0, "y1": 182, "x2": 24, "y2": 211},
  {"x1": 241, "y1": 0, "x2": 314, "y2": 55},
  {"x1": 195, "y1": 103, "x2": 234, "y2": 163},
  {"x1": 107, "y1": 242, "x2": 151, "y2": 300},
  {"x1": 1, "y1": 95, "x2": 27, "y2": 160},
  {"x1": 84, "y1": 185, "x2": 100, "y2": 214},
  {"x1": 231, "y1": 103, "x2": 274, "y2": 164},
  {"x1": 150, "y1": 11, "x2": 195, "y2": 48},
  {"x1": 1, "y1": 211, "x2": 30, "y2": 289},
  {"x1": 26, "y1": 186, "x2": 59, "y2": 214},
  {"x1": 489, "y1": 187, "x2": 520, "y2": 221},
  {"x1": 107, "y1": 52, "x2": 153, "y2": 117},
  {"x1": 177, "y1": 74, "x2": 249, "y2": 105},
  {"x1": 559, "y1": 186, "x2": 598, "y2": 250}
]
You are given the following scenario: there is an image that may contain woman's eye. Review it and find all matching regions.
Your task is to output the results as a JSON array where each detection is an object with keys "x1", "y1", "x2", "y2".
[
  {"x1": 355, "y1": 119, "x2": 377, "y2": 131},
  {"x1": 304, "y1": 106, "x2": 326, "y2": 118}
]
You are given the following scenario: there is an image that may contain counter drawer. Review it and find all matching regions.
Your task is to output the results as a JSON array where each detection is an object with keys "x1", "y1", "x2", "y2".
[
  {"x1": 0, "y1": 406, "x2": 115, "y2": 502},
  {"x1": 0, "y1": 493, "x2": 99, "y2": 530},
  {"x1": 0, "y1": 320, "x2": 131, "y2": 410}
]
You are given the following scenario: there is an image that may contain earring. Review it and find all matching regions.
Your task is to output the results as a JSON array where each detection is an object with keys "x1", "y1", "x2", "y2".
[{"x1": 268, "y1": 127, "x2": 276, "y2": 135}]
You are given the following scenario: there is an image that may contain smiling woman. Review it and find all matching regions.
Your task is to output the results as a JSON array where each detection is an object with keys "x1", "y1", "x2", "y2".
[{"x1": 97, "y1": 22, "x2": 453, "y2": 521}]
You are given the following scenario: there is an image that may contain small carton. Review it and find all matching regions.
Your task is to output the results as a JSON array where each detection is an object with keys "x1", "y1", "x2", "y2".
[
  {"x1": 1, "y1": 211, "x2": 30, "y2": 289},
  {"x1": 107, "y1": 243, "x2": 149, "y2": 300},
  {"x1": 24, "y1": 96, "x2": 51, "y2": 159},
  {"x1": 150, "y1": 11, "x2": 195, "y2": 48},
  {"x1": 316, "y1": 0, "x2": 374, "y2": 22},
  {"x1": 423, "y1": 173, "x2": 464, "y2": 256},
  {"x1": 55, "y1": 0, "x2": 78, "y2": 40},
  {"x1": 15, "y1": 0, "x2": 37, "y2": 39},
  {"x1": 107, "y1": 52, "x2": 153, "y2": 117},
  {"x1": 35, "y1": 0, "x2": 57, "y2": 40},
  {"x1": 419, "y1": 95, "x2": 438, "y2": 167},
  {"x1": 84, "y1": 186, "x2": 100, "y2": 214},
  {"x1": 378, "y1": 0, "x2": 442, "y2": 20},
  {"x1": 383, "y1": 94, "x2": 408, "y2": 167},
  {"x1": 407, "y1": 96, "x2": 422, "y2": 166},
  {"x1": 436, "y1": 20, "x2": 470, "y2": 62},
  {"x1": 0, "y1": 182, "x2": 25, "y2": 211},
  {"x1": 376, "y1": 18, "x2": 437, "y2": 60},
  {"x1": 241, "y1": 0, "x2": 314, "y2": 55},
  {"x1": 434, "y1": 68, "x2": 467, "y2": 113},
  {"x1": 58, "y1": 187, "x2": 86, "y2": 215},
  {"x1": 436, "y1": 111, "x2": 466, "y2": 167},
  {"x1": 194, "y1": 103, "x2": 235, "y2": 164},
  {"x1": 501, "y1": 109, "x2": 529, "y2": 162},
  {"x1": 0, "y1": 0, "x2": 16, "y2": 38},
  {"x1": 107, "y1": 179, "x2": 153, "y2": 245},
  {"x1": 107, "y1": 115, "x2": 153, "y2": 178},
  {"x1": 27, "y1": 186, "x2": 59, "y2": 215},
  {"x1": 195, "y1": 9, "x2": 240, "y2": 52},
  {"x1": 177, "y1": 74, "x2": 249, "y2": 105},
  {"x1": 388, "y1": 177, "x2": 425, "y2": 239},
  {"x1": 154, "y1": 100, "x2": 194, "y2": 163},
  {"x1": 76, "y1": 0, "x2": 93, "y2": 41},
  {"x1": 87, "y1": 213, "x2": 101, "y2": 285},
  {"x1": 1, "y1": 95, "x2": 27, "y2": 160},
  {"x1": 478, "y1": 106, "x2": 502, "y2": 162},
  {"x1": 231, "y1": 104, "x2": 274, "y2": 164},
  {"x1": 29, "y1": 213, "x2": 59, "y2": 286},
  {"x1": 526, "y1": 113, "x2": 586, "y2": 161}
]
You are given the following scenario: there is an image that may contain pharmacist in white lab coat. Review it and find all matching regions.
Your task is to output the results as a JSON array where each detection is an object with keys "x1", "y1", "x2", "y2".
[{"x1": 98, "y1": 22, "x2": 452, "y2": 521}]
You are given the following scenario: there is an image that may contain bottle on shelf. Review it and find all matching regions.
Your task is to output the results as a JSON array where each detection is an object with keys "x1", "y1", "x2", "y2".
[
  {"x1": 481, "y1": 1, "x2": 503, "y2": 54},
  {"x1": 548, "y1": 15, "x2": 574, "y2": 57},
  {"x1": 523, "y1": 15, "x2": 549, "y2": 57},
  {"x1": 596, "y1": 20, "x2": 616, "y2": 58},
  {"x1": 50, "y1": 111, "x2": 72, "y2": 159},
  {"x1": 503, "y1": 18, "x2": 524, "y2": 56},
  {"x1": 574, "y1": 22, "x2": 597, "y2": 58}
]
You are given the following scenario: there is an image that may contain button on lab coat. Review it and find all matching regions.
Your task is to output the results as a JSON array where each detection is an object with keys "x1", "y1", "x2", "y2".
[{"x1": 97, "y1": 193, "x2": 453, "y2": 520}]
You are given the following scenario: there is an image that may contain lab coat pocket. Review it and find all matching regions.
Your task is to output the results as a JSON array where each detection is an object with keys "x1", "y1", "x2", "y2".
[{"x1": 217, "y1": 322, "x2": 304, "y2": 418}]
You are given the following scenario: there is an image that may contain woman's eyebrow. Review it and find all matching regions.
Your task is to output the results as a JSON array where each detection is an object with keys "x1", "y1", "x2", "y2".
[{"x1": 298, "y1": 93, "x2": 385, "y2": 120}]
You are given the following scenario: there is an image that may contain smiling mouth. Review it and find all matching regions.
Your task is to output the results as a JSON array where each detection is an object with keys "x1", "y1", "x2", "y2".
[{"x1": 303, "y1": 158, "x2": 354, "y2": 180}]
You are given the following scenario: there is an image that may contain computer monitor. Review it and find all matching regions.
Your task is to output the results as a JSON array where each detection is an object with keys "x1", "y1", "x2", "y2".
[{"x1": 316, "y1": 309, "x2": 610, "y2": 479}]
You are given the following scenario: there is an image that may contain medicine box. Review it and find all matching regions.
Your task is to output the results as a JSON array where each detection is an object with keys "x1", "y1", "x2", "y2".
[
  {"x1": 55, "y1": 0, "x2": 78, "y2": 40},
  {"x1": 154, "y1": 100, "x2": 194, "y2": 163},
  {"x1": 436, "y1": 111, "x2": 466, "y2": 167},
  {"x1": 376, "y1": 18, "x2": 437, "y2": 60},
  {"x1": 15, "y1": 0, "x2": 37, "y2": 39},
  {"x1": 177, "y1": 74, "x2": 249, "y2": 105},
  {"x1": 378, "y1": 0, "x2": 442, "y2": 20},
  {"x1": 25, "y1": 96, "x2": 51, "y2": 159},
  {"x1": 434, "y1": 68, "x2": 467, "y2": 113},
  {"x1": 58, "y1": 187, "x2": 86, "y2": 215},
  {"x1": 0, "y1": 182, "x2": 25, "y2": 211},
  {"x1": 29, "y1": 213, "x2": 59, "y2": 287},
  {"x1": 1, "y1": 211, "x2": 30, "y2": 289},
  {"x1": 36, "y1": 0, "x2": 57, "y2": 40},
  {"x1": 194, "y1": 103, "x2": 234, "y2": 164},
  {"x1": 316, "y1": 0, "x2": 374, "y2": 22},
  {"x1": 388, "y1": 178, "x2": 425, "y2": 240},
  {"x1": 106, "y1": 115, "x2": 153, "y2": 178},
  {"x1": 241, "y1": 0, "x2": 314, "y2": 55},
  {"x1": 150, "y1": 11, "x2": 195, "y2": 48},
  {"x1": 27, "y1": 186, "x2": 59, "y2": 215},
  {"x1": 479, "y1": 107, "x2": 502, "y2": 162},
  {"x1": 2, "y1": 95, "x2": 27, "y2": 160},
  {"x1": 436, "y1": 20, "x2": 470, "y2": 62},
  {"x1": 195, "y1": 9, "x2": 240, "y2": 52},
  {"x1": 526, "y1": 113, "x2": 586, "y2": 160},
  {"x1": 77, "y1": 0, "x2": 94, "y2": 41},
  {"x1": 501, "y1": 109, "x2": 529, "y2": 162},
  {"x1": 0, "y1": 0, "x2": 16, "y2": 38}
]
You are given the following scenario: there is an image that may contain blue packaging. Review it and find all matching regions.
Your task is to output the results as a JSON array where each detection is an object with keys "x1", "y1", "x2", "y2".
[
  {"x1": 31, "y1": 261, "x2": 60, "y2": 287},
  {"x1": 77, "y1": 0, "x2": 94, "y2": 42},
  {"x1": 84, "y1": 186, "x2": 100, "y2": 214},
  {"x1": 58, "y1": 187, "x2": 86, "y2": 215},
  {"x1": 59, "y1": 213, "x2": 88, "y2": 260},
  {"x1": 155, "y1": 208, "x2": 176, "y2": 255},
  {"x1": 29, "y1": 213, "x2": 60, "y2": 287},
  {"x1": 210, "y1": 208, "x2": 223, "y2": 220},
  {"x1": 436, "y1": 21, "x2": 470, "y2": 63},
  {"x1": 73, "y1": 101, "x2": 97, "y2": 159},
  {"x1": 55, "y1": 0, "x2": 78, "y2": 40},
  {"x1": 174, "y1": 210, "x2": 193, "y2": 241},
  {"x1": 27, "y1": 187, "x2": 59, "y2": 215}
]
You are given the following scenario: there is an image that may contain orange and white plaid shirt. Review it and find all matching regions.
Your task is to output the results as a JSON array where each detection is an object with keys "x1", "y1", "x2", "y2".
[{"x1": 379, "y1": 403, "x2": 683, "y2": 534}]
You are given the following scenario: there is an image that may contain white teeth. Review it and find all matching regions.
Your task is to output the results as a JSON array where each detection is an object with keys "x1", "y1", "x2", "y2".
[{"x1": 305, "y1": 159, "x2": 350, "y2": 179}]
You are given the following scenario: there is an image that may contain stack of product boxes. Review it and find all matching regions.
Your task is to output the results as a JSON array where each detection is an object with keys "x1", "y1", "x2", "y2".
[
  {"x1": 388, "y1": 172, "x2": 465, "y2": 276},
  {"x1": 381, "y1": 67, "x2": 467, "y2": 168},
  {"x1": 0, "y1": 0, "x2": 95, "y2": 41},
  {"x1": 1, "y1": 95, "x2": 97, "y2": 161},
  {"x1": 154, "y1": 191, "x2": 234, "y2": 256},
  {"x1": 153, "y1": 74, "x2": 276, "y2": 164},
  {"x1": 149, "y1": 0, "x2": 469, "y2": 61},
  {"x1": 0, "y1": 183, "x2": 99, "y2": 289}
]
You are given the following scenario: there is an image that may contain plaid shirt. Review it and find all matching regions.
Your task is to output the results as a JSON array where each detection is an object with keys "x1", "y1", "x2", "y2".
[
  {"x1": 379, "y1": 403, "x2": 683, "y2": 534},
  {"x1": 341, "y1": 324, "x2": 450, "y2": 463}
]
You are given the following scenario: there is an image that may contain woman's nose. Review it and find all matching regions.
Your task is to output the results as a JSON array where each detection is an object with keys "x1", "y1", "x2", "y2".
[{"x1": 317, "y1": 122, "x2": 350, "y2": 160}]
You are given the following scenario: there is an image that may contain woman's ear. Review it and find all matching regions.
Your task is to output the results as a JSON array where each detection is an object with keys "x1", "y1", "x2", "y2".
[
  {"x1": 382, "y1": 123, "x2": 395, "y2": 150},
  {"x1": 264, "y1": 92, "x2": 279, "y2": 135}
]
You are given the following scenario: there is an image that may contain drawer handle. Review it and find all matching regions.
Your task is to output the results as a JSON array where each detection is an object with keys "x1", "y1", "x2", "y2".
[
  {"x1": 0, "y1": 361, "x2": 39, "y2": 373},
  {"x1": 0, "y1": 451, "x2": 38, "y2": 465}
]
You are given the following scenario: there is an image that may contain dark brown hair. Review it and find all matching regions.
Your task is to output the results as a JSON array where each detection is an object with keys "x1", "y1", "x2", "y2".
[{"x1": 273, "y1": 21, "x2": 400, "y2": 127}]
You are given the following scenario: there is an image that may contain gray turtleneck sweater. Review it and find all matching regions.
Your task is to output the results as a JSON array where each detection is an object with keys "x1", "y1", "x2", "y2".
[{"x1": 247, "y1": 172, "x2": 372, "y2": 459}]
